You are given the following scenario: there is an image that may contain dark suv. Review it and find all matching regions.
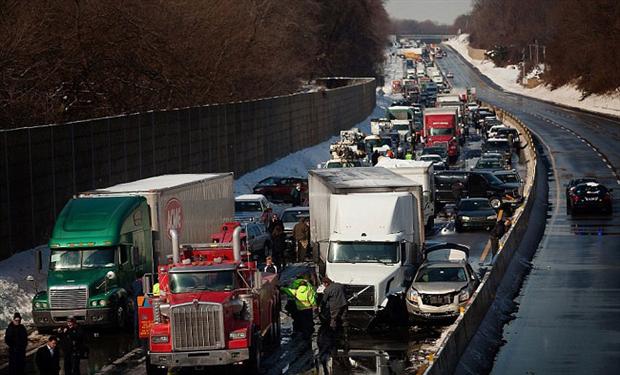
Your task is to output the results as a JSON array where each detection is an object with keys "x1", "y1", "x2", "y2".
[{"x1": 434, "y1": 171, "x2": 521, "y2": 209}]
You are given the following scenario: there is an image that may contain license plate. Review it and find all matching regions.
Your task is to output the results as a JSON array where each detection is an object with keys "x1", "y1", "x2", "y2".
[{"x1": 585, "y1": 197, "x2": 598, "y2": 201}]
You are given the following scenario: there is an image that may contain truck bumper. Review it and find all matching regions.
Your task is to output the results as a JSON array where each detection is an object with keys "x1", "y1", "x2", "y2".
[
  {"x1": 33, "y1": 308, "x2": 113, "y2": 328},
  {"x1": 149, "y1": 349, "x2": 249, "y2": 367}
]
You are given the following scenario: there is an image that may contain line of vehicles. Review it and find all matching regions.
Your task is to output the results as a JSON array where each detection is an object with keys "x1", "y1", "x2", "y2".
[{"x1": 25, "y1": 42, "x2": 538, "y2": 374}]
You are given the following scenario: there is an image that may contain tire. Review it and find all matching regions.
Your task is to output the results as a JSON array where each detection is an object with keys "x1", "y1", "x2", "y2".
[
  {"x1": 115, "y1": 300, "x2": 128, "y2": 329},
  {"x1": 145, "y1": 356, "x2": 167, "y2": 375},
  {"x1": 490, "y1": 197, "x2": 502, "y2": 210},
  {"x1": 246, "y1": 331, "x2": 262, "y2": 372}
]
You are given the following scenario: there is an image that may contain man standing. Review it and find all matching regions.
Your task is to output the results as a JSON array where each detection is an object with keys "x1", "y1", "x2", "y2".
[
  {"x1": 58, "y1": 318, "x2": 84, "y2": 375},
  {"x1": 282, "y1": 275, "x2": 317, "y2": 339},
  {"x1": 490, "y1": 219, "x2": 506, "y2": 260},
  {"x1": 35, "y1": 336, "x2": 60, "y2": 375},
  {"x1": 292, "y1": 217, "x2": 310, "y2": 262},
  {"x1": 5, "y1": 312, "x2": 27, "y2": 375},
  {"x1": 320, "y1": 277, "x2": 348, "y2": 331},
  {"x1": 291, "y1": 183, "x2": 303, "y2": 206}
]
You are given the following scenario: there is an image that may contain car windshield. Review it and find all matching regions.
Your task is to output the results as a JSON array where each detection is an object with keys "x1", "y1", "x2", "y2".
[
  {"x1": 328, "y1": 242, "x2": 399, "y2": 264},
  {"x1": 235, "y1": 201, "x2": 262, "y2": 212},
  {"x1": 497, "y1": 173, "x2": 519, "y2": 183},
  {"x1": 415, "y1": 266, "x2": 467, "y2": 282},
  {"x1": 575, "y1": 184, "x2": 607, "y2": 195},
  {"x1": 475, "y1": 159, "x2": 502, "y2": 169},
  {"x1": 281, "y1": 210, "x2": 308, "y2": 222},
  {"x1": 50, "y1": 248, "x2": 116, "y2": 270},
  {"x1": 486, "y1": 141, "x2": 510, "y2": 150},
  {"x1": 459, "y1": 200, "x2": 491, "y2": 211},
  {"x1": 429, "y1": 128, "x2": 453, "y2": 136},
  {"x1": 170, "y1": 271, "x2": 235, "y2": 293}
]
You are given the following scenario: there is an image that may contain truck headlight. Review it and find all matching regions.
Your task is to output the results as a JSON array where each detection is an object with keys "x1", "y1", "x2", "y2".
[
  {"x1": 486, "y1": 215, "x2": 498, "y2": 220},
  {"x1": 35, "y1": 302, "x2": 47, "y2": 308},
  {"x1": 460, "y1": 216, "x2": 471, "y2": 222},
  {"x1": 407, "y1": 288, "x2": 419, "y2": 303},
  {"x1": 229, "y1": 331, "x2": 247, "y2": 340},
  {"x1": 91, "y1": 301, "x2": 98, "y2": 307},
  {"x1": 458, "y1": 289, "x2": 470, "y2": 302},
  {"x1": 99, "y1": 300, "x2": 107, "y2": 307},
  {"x1": 152, "y1": 335, "x2": 169, "y2": 344}
]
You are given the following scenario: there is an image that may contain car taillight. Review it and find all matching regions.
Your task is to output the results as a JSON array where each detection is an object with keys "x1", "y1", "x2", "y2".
[{"x1": 571, "y1": 194, "x2": 580, "y2": 203}]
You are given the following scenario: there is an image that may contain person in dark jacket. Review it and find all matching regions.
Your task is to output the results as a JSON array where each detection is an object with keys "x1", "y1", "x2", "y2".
[
  {"x1": 292, "y1": 217, "x2": 310, "y2": 262},
  {"x1": 35, "y1": 336, "x2": 60, "y2": 375},
  {"x1": 58, "y1": 318, "x2": 84, "y2": 375},
  {"x1": 490, "y1": 219, "x2": 506, "y2": 259},
  {"x1": 5, "y1": 312, "x2": 27, "y2": 375},
  {"x1": 267, "y1": 213, "x2": 283, "y2": 235},
  {"x1": 320, "y1": 277, "x2": 348, "y2": 330},
  {"x1": 371, "y1": 150, "x2": 380, "y2": 166},
  {"x1": 291, "y1": 183, "x2": 303, "y2": 206},
  {"x1": 271, "y1": 225, "x2": 287, "y2": 269}
]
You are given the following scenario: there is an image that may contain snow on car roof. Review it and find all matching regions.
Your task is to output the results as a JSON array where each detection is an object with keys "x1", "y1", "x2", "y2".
[{"x1": 235, "y1": 194, "x2": 267, "y2": 201}]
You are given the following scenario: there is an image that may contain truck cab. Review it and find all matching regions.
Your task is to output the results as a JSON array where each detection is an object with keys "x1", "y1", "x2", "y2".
[
  {"x1": 142, "y1": 223, "x2": 280, "y2": 373},
  {"x1": 32, "y1": 196, "x2": 153, "y2": 330}
]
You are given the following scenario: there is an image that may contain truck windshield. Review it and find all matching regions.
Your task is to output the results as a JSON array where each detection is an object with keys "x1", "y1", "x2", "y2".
[
  {"x1": 388, "y1": 111, "x2": 411, "y2": 120},
  {"x1": 429, "y1": 128, "x2": 454, "y2": 136},
  {"x1": 50, "y1": 248, "x2": 116, "y2": 270},
  {"x1": 169, "y1": 271, "x2": 235, "y2": 293},
  {"x1": 328, "y1": 242, "x2": 399, "y2": 264},
  {"x1": 393, "y1": 124, "x2": 410, "y2": 131}
]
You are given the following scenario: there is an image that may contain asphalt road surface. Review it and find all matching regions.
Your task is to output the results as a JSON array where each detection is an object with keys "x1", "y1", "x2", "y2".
[{"x1": 439, "y1": 46, "x2": 620, "y2": 374}]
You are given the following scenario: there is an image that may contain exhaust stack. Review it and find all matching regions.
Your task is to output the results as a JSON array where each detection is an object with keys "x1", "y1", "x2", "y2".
[{"x1": 170, "y1": 229, "x2": 180, "y2": 264}]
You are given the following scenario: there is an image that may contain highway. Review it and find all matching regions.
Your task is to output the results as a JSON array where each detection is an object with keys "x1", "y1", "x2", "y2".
[{"x1": 439, "y1": 47, "x2": 620, "y2": 374}]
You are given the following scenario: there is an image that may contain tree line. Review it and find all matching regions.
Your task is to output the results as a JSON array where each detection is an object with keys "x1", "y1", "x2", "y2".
[
  {"x1": 0, "y1": 0, "x2": 389, "y2": 128},
  {"x1": 460, "y1": 0, "x2": 620, "y2": 96}
]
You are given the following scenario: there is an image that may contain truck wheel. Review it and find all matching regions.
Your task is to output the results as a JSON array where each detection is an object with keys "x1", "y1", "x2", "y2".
[
  {"x1": 246, "y1": 332, "x2": 262, "y2": 372},
  {"x1": 115, "y1": 300, "x2": 128, "y2": 329},
  {"x1": 490, "y1": 197, "x2": 502, "y2": 210},
  {"x1": 145, "y1": 356, "x2": 167, "y2": 375}
]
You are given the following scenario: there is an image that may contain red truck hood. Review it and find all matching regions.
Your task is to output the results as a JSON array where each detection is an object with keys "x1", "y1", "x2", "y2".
[{"x1": 167, "y1": 291, "x2": 233, "y2": 305}]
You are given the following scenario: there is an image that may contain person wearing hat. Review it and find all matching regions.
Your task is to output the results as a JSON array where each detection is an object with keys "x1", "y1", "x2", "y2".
[
  {"x1": 58, "y1": 317, "x2": 84, "y2": 375},
  {"x1": 4, "y1": 312, "x2": 27, "y2": 375}
]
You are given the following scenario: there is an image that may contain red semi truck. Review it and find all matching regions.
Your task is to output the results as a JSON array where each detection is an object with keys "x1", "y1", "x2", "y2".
[
  {"x1": 423, "y1": 108, "x2": 460, "y2": 164},
  {"x1": 140, "y1": 222, "x2": 281, "y2": 374}
]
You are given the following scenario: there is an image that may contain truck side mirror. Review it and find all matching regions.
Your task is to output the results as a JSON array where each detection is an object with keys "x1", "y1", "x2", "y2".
[
  {"x1": 35, "y1": 249, "x2": 42, "y2": 272},
  {"x1": 143, "y1": 273, "x2": 153, "y2": 295},
  {"x1": 26, "y1": 275, "x2": 38, "y2": 293}
]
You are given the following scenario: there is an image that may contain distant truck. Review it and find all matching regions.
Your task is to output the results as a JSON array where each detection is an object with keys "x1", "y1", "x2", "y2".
[
  {"x1": 423, "y1": 108, "x2": 459, "y2": 163},
  {"x1": 374, "y1": 159, "x2": 436, "y2": 232},
  {"x1": 308, "y1": 168, "x2": 425, "y2": 328},
  {"x1": 31, "y1": 174, "x2": 234, "y2": 331}
]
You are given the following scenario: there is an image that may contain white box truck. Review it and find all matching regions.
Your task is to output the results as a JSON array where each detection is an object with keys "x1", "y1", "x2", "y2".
[
  {"x1": 374, "y1": 159, "x2": 436, "y2": 232},
  {"x1": 308, "y1": 168, "x2": 424, "y2": 327},
  {"x1": 80, "y1": 173, "x2": 234, "y2": 266}
]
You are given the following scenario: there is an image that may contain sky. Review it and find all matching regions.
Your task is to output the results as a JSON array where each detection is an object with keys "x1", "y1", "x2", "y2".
[{"x1": 384, "y1": 0, "x2": 472, "y2": 24}]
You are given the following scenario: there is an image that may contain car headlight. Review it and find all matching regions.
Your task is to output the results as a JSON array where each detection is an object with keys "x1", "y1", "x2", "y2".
[
  {"x1": 229, "y1": 331, "x2": 247, "y2": 340},
  {"x1": 151, "y1": 335, "x2": 169, "y2": 344},
  {"x1": 460, "y1": 216, "x2": 471, "y2": 222},
  {"x1": 487, "y1": 215, "x2": 498, "y2": 220},
  {"x1": 407, "y1": 288, "x2": 419, "y2": 303},
  {"x1": 458, "y1": 289, "x2": 470, "y2": 302}
]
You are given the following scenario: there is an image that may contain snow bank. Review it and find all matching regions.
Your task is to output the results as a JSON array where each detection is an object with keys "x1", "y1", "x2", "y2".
[
  {"x1": 0, "y1": 246, "x2": 48, "y2": 328},
  {"x1": 446, "y1": 35, "x2": 620, "y2": 117}
]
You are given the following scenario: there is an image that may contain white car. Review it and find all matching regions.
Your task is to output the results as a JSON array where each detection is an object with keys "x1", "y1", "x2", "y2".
[
  {"x1": 446, "y1": 72, "x2": 454, "y2": 78},
  {"x1": 234, "y1": 194, "x2": 271, "y2": 222}
]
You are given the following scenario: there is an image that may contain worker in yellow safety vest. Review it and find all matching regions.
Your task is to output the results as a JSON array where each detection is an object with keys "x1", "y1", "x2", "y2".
[{"x1": 282, "y1": 276, "x2": 316, "y2": 338}]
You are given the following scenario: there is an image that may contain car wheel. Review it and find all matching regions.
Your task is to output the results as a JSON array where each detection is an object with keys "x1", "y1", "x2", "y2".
[
  {"x1": 246, "y1": 330, "x2": 262, "y2": 372},
  {"x1": 490, "y1": 197, "x2": 502, "y2": 210}
]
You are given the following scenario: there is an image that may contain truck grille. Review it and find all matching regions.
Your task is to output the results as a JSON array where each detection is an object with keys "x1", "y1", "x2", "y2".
[
  {"x1": 170, "y1": 302, "x2": 225, "y2": 351},
  {"x1": 344, "y1": 285, "x2": 375, "y2": 307},
  {"x1": 421, "y1": 293, "x2": 454, "y2": 307},
  {"x1": 49, "y1": 287, "x2": 88, "y2": 309}
]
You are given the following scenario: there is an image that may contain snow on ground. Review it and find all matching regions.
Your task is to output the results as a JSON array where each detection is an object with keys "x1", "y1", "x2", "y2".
[
  {"x1": 0, "y1": 246, "x2": 49, "y2": 328},
  {"x1": 446, "y1": 34, "x2": 620, "y2": 117}
]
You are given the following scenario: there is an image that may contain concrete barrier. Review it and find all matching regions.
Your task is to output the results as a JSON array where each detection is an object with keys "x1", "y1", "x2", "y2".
[{"x1": 424, "y1": 106, "x2": 539, "y2": 375}]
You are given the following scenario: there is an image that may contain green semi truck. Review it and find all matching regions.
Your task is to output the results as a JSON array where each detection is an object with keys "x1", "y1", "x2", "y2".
[{"x1": 31, "y1": 174, "x2": 234, "y2": 331}]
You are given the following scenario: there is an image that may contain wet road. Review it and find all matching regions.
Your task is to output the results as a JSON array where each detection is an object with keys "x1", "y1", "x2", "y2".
[{"x1": 439, "y1": 46, "x2": 620, "y2": 374}]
